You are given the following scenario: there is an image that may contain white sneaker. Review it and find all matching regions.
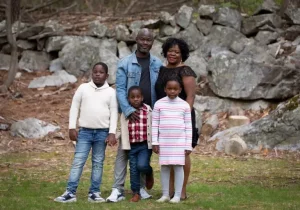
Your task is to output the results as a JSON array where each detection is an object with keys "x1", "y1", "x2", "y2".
[
  {"x1": 88, "y1": 192, "x2": 105, "y2": 203},
  {"x1": 170, "y1": 196, "x2": 180, "y2": 203},
  {"x1": 54, "y1": 190, "x2": 77, "y2": 203},
  {"x1": 140, "y1": 188, "x2": 152, "y2": 199},
  {"x1": 106, "y1": 188, "x2": 125, "y2": 202},
  {"x1": 156, "y1": 195, "x2": 170, "y2": 203}
]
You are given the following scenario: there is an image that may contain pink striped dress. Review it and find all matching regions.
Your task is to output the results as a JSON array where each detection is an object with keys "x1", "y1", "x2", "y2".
[{"x1": 152, "y1": 96, "x2": 192, "y2": 165}]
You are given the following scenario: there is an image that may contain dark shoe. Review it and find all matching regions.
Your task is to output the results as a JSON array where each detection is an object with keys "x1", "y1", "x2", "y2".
[
  {"x1": 145, "y1": 173, "x2": 154, "y2": 190},
  {"x1": 130, "y1": 193, "x2": 141, "y2": 202}
]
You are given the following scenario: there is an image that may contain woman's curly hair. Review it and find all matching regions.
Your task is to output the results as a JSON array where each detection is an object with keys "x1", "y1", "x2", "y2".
[{"x1": 161, "y1": 38, "x2": 190, "y2": 62}]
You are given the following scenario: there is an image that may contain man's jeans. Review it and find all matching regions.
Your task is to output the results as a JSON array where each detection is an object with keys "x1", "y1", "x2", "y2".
[
  {"x1": 66, "y1": 128, "x2": 108, "y2": 194},
  {"x1": 128, "y1": 141, "x2": 152, "y2": 194}
]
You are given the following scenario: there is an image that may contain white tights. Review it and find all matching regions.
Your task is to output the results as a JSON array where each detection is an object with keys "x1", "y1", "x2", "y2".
[{"x1": 160, "y1": 165, "x2": 184, "y2": 198}]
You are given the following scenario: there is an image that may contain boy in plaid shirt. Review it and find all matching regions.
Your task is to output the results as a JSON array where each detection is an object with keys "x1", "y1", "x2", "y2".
[{"x1": 119, "y1": 86, "x2": 153, "y2": 202}]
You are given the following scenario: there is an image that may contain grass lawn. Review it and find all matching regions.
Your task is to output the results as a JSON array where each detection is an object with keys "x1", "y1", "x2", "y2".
[{"x1": 0, "y1": 147, "x2": 299, "y2": 210}]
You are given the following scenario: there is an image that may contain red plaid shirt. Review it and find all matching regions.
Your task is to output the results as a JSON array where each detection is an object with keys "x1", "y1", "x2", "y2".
[{"x1": 128, "y1": 104, "x2": 148, "y2": 143}]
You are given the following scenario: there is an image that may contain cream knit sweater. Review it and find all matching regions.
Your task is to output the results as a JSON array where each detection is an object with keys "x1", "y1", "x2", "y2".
[{"x1": 69, "y1": 81, "x2": 118, "y2": 134}]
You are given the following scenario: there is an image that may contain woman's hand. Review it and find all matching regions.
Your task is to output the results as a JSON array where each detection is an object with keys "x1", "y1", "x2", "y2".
[{"x1": 152, "y1": 145, "x2": 159, "y2": 154}]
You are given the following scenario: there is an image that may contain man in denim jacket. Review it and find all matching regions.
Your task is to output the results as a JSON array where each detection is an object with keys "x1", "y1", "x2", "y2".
[{"x1": 106, "y1": 28, "x2": 162, "y2": 202}]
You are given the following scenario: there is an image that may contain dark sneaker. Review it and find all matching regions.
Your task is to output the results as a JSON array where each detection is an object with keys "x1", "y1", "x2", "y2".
[
  {"x1": 54, "y1": 191, "x2": 77, "y2": 203},
  {"x1": 88, "y1": 192, "x2": 105, "y2": 203}
]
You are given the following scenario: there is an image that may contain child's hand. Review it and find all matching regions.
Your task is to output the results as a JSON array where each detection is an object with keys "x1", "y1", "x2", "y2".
[
  {"x1": 185, "y1": 150, "x2": 192, "y2": 155},
  {"x1": 106, "y1": 133, "x2": 117, "y2": 146},
  {"x1": 152, "y1": 145, "x2": 159, "y2": 154},
  {"x1": 69, "y1": 129, "x2": 78, "y2": 141}
]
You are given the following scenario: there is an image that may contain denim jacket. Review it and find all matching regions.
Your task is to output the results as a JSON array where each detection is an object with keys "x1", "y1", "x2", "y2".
[{"x1": 116, "y1": 52, "x2": 162, "y2": 118}]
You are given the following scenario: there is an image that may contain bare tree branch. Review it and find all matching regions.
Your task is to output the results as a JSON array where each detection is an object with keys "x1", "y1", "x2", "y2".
[{"x1": 25, "y1": 0, "x2": 60, "y2": 13}]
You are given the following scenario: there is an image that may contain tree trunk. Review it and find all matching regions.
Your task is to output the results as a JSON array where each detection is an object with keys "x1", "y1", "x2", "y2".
[{"x1": 0, "y1": 0, "x2": 21, "y2": 93}]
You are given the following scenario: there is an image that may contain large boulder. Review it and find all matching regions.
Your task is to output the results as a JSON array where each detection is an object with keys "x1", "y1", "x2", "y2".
[
  {"x1": 284, "y1": 1, "x2": 300, "y2": 25},
  {"x1": 28, "y1": 70, "x2": 77, "y2": 88},
  {"x1": 253, "y1": 0, "x2": 280, "y2": 15},
  {"x1": 196, "y1": 18, "x2": 213, "y2": 35},
  {"x1": 193, "y1": 95, "x2": 272, "y2": 114},
  {"x1": 117, "y1": 41, "x2": 131, "y2": 59},
  {"x1": 10, "y1": 118, "x2": 60, "y2": 139},
  {"x1": 2, "y1": 40, "x2": 36, "y2": 54},
  {"x1": 18, "y1": 50, "x2": 50, "y2": 72},
  {"x1": 59, "y1": 39, "x2": 102, "y2": 77},
  {"x1": 88, "y1": 20, "x2": 107, "y2": 38},
  {"x1": 17, "y1": 24, "x2": 44, "y2": 39},
  {"x1": 209, "y1": 95, "x2": 300, "y2": 151},
  {"x1": 242, "y1": 14, "x2": 282, "y2": 35},
  {"x1": 184, "y1": 49, "x2": 207, "y2": 77},
  {"x1": 207, "y1": 48, "x2": 300, "y2": 100},
  {"x1": 200, "y1": 25, "x2": 247, "y2": 56},
  {"x1": 198, "y1": 4, "x2": 216, "y2": 19},
  {"x1": 99, "y1": 49, "x2": 119, "y2": 84},
  {"x1": 0, "y1": 53, "x2": 11, "y2": 70},
  {"x1": 159, "y1": 25, "x2": 180, "y2": 36},
  {"x1": 174, "y1": 23, "x2": 204, "y2": 51},
  {"x1": 175, "y1": 5, "x2": 193, "y2": 29},
  {"x1": 212, "y1": 7, "x2": 242, "y2": 31},
  {"x1": 254, "y1": 30, "x2": 279, "y2": 45}
]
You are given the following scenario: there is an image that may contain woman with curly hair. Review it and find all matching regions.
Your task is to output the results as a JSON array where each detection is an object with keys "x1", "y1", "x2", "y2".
[{"x1": 154, "y1": 37, "x2": 199, "y2": 202}]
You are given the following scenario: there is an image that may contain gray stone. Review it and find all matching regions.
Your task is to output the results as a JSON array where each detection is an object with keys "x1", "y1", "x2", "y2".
[
  {"x1": 209, "y1": 96, "x2": 300, "y2": 151},
  {"x1": 255, "y1": 30, "x2": 279, "y2": 45},
  {"x1": 229, "y1": 38, "x2": 253, "y2": 54},
  {"x1": 0, "y1": 53, "x2": 11, "y2": 70},
  {"x1": 160, "y1": 11, "x2": 176, "y2": 26},
  {"x1": 212, "y1": 7, "x2": 242, "y2": 31},
  {"x1": 99, "y1": 38, "x2": 117, "y2": 55},
  {"x1": 242, "y1": 14, "x2": 282, "y2": 35},
  {"x1": 17, "y1": 24, "x2": 44, "y2": 39},
  {"x1": 149, "y1": 40, "x2": 164, "y2": 61},
  {"x1": 200, "y1": 25, "x2": 246, "y2": 56},
  {"x1": 185, "y1": 49, "x2": 207, "y2": 77},
  {"x1": 2, "y1": 40, "x2": 36, "y2": 54},
  {"x1": 142, "y1": 19, "x2": 161, "y2": 29},
  {"x1": 196, "y1": 18, "x2": 213, "y2": 35},
  {"x1": 0, "y1": 20, "x2": 6, "y2": 32},
  {"x1": 253, "y1": 0, "x2": 280, "y2": 15},
  {"x1": 224, "y1": 135, "x2": 248, "y2": 156},
  {"x1": 115, "y1": 24, "x2": 131, "y2": 41},
  {"x1": 117, "y1": 41, "x2": 131, "y2": 59},
  {"x1": 174, "y1": 23, "x2": 204, "y2": 51},
  {"x1": 99, "y1": 49, "x2": 119, "y2": 84},
  {"x1": 49, "y1": 58, "x2": 64, "y2": 72},
  {"x1": 28, "y1": 70, "x2": 77, "y2": 88},
  {"x1": 19, "y1": 50, "x2": 50, "y2": 72},
  {"x1": 10, "y1": 118, "x2": 60, "y2": 139},
  {"x1": 284, "y1": 2, "x2": 300, "y2": 25},
  {"x1": 198, "y1": 4, "x2": 216, "y2": 19},
  {"x1": 129, "y1": 20, "x2": 144, "y2": 31},
  {"x1": 105, "y1": 27, "x2": 116, "y2": 38},
  {"x1": 45, "y1": 36, "x2": 78, "y2": 52},
  {"x1": 44, "y1": 20, "x2": 64, "y2": 33},
  {"x1": 175, "y1": 5, "x2": 193, "y2": 29},
  {"x1": 59, "y1": 39, "x2": 102, "y2": 77},
  {"x1": 283, "y1": 25, "x2": 300, "y2": 41},
  {"x1": 292, "y1": 36, "x2": 300, "y2": 45},
  {"x1": 159, "y1": 25, "x2": 180, "y2": 36},
  {"x1": 193, "y1": 95, "x2": 272, "y2": 114},
  {"x1": 88, "y1": 20, "x2": 107, "y2": 38},
  {"x1": 207, "y1": 47, "x2": 300, "y2": 99}
]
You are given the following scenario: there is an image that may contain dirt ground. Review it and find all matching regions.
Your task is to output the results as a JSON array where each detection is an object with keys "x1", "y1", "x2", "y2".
[{"x1": 1, "y1": 70, "x2": 300, "y2": 160}]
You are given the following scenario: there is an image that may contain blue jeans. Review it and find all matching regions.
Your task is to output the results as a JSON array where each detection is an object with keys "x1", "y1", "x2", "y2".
[
  {"x1": 129, "y1": 141, "x2": 152, "y2": 194},
  {"x1": 66, "y1": 128, "x2": 108, "y2": 194}
]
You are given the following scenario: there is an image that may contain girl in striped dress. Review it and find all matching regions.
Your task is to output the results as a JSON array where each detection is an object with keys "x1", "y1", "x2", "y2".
[{"x1": 152, "y1": 78, "x2": 192, "y2": 203}]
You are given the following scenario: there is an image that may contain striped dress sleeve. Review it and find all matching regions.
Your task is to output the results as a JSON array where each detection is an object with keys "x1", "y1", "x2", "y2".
[
  {"x1": 184, "y1": 104, "x2": 193, "y2": 151},
  {"x1": 151, "y1": 102, "x2": 160, "y2": 146}
]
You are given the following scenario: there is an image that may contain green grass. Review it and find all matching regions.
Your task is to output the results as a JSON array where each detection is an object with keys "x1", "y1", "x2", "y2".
[{"x1": 0, "y1": 148, "x2": 300, "y2": 210}]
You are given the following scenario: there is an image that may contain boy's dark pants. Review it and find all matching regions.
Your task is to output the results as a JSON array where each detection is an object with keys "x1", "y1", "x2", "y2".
[{"x1": 129, "y1": 141, "x2": 152, "y2": 194}]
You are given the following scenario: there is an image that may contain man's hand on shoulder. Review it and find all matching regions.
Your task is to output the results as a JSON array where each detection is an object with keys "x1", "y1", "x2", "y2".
[
  {"x1": 69, "y1": 129, "x2": 78, "y2": 141},
  {"x1": 127, "y1": 111, "x2": 140, "y2": 122},
  {"x1": 106, "y1": 133, "x2": 117, "y2": 146}
]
